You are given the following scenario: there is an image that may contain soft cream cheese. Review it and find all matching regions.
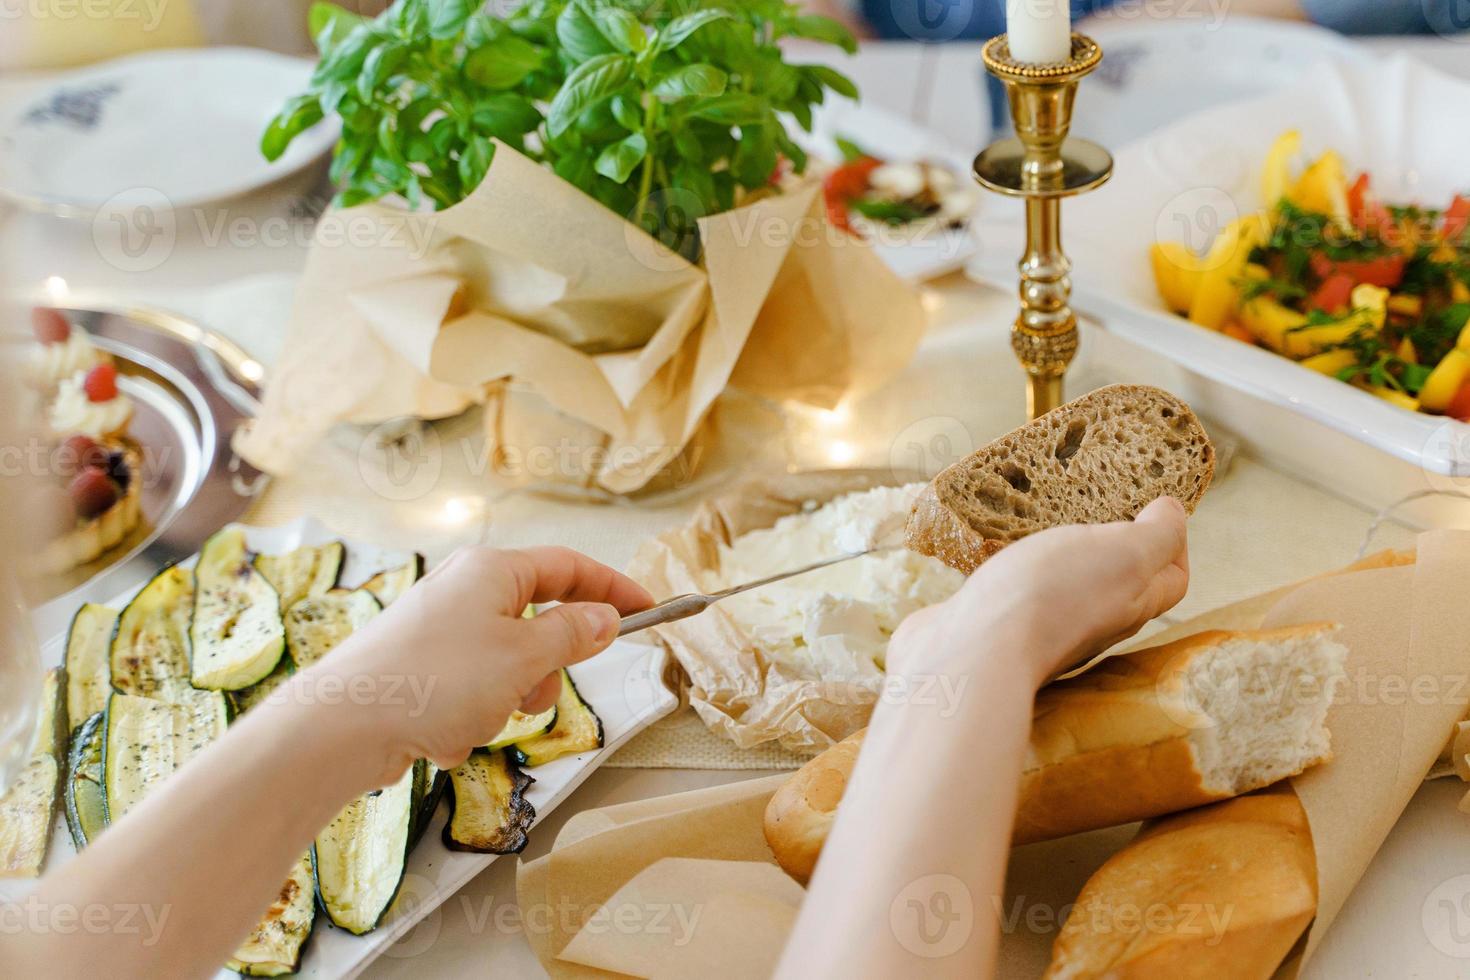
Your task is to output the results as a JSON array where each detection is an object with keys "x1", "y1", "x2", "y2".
[
  {"x1": 27, "y1": 333, "x2": 108, "y2": 389},
  {"x1": 49, "y1": 371, "x2": 133, "y2": 438},
  {"x1": 707, "y1": 484, "x2": 965, "y2": 680}
]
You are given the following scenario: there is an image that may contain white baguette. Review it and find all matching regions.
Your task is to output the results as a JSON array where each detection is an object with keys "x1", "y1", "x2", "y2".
[
  {"x1": 1045, "y1": 785, "x2": 1316, "y2": 979},
  {"x1": 763, "y1": 624, "x2": 1347, "y2": 883}
]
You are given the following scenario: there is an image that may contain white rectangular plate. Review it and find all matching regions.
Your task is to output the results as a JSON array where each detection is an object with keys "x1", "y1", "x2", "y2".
[
  {"x1": 970, "y1": 55, "x2": 1470, "y2": 478},
  {"x1": 6, "y1": 517, "x2": 679, "y2": 979}
]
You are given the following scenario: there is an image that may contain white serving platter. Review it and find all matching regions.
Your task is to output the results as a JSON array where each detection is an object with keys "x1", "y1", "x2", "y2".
[
  {"x1": 5, "y1": 517, "x2": 679, "y2": 979},
  {"x1": 0, "y1": 47, "x2": 338, "y2": 216},
  {"x1": 1072, "y1": 15, "x2": 1371, "y2": 148},
  {"x1": 970, "y1": 56, "x2": 1470, "y2": 484}
]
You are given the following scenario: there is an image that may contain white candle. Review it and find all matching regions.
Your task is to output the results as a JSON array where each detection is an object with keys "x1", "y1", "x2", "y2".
[{"x1": 1006, "y1": 0, "x2": 1072, "y2": 64}]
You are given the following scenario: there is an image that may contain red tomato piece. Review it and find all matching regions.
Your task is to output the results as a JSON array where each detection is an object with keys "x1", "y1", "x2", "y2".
[
  {"x1": 822, "y1": 157, "x2": 882, "y2": 202},
  {"x1": 1448, "y1": 379, "x2": 1470, "y2": 422},
  {"x1": 1444, "y1": 195, "x2": 1470, "y2": 245},
  {"x1": 1309, "y1": 273, "x2": 1355, "y2": 314},
  {"x1": 1309, "y1": 252, "x2": 1406, "y2": 289},
  {"x1": 1346, "y1": 173, "x2": 1392, "y2": 236}
]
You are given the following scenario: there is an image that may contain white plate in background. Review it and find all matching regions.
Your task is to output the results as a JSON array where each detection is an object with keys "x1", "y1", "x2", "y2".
[
  {"x1": 806, "y1": 99, "x2": 981, "y2": 282},
  {"x1": 5, "y1": 517, "x2": 679, "y2": 980},
  {"x1": 0, "y1": 47, "x2": 337, "y2": 216}
]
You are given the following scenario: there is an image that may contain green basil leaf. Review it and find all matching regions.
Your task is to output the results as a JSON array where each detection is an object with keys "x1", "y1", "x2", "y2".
[
  {"x1": 336, "y1": 186, "x2": 381, "y2": 208},
  {"x1": 593, "y1": 7, "x2": 647, "y2": 54},
  {"x1": 651, "y1": 64, "x2": 727, "y2": 100},
  {"x1": 684, "y1": 92, "x2": 767, "y2": 125},
  {"x1": 310, "y1": 22, "x2": 377, "y2": 86},
  {"x1": 391, "y1": 0, "x2": 427, "y2": 35},
  {"x1": 787, "y1": 15, "x2": 857, "y2": 54},
  {"x1": 554, "y1": 151, "x2": 596, "y2": 189},
  {"x1": 464, "y1": 12, "x2": 504, "y2": 48},
  {"x1": 470, "y1": 93, "x2": 543, "y2": 136},
  {"x1": 672, "y1": 126, "x2": 703, "y2": 164},
  {"x1": 850, "y1": 198, "x2": 932, "y2": 225},
  {"x1": 547, "y1": 53, "x2": 632, "y2": 137},
  {"x1": 774, "y1": 128, "x2": 807, "y2": 174},
  {"x1": 594, "y1": 132, "x2": 648, "y2": 184},
  {"x1": 427, "y1": 0, "x2": 475, "y2": 40},
  {"x1": 802, "y1": 64, "x2": 859, "y2": 101},
  {"x1": 658, "y1": 9, "x2": 732, "y2": 51},
  {"x1": 610, "y1": 94, "x2": 643, "y2": 132},
  {"x1": 788, "y1": 99, "x2": 812, "y2": 132},
  {"x1": 556, "y1": 0, "x2": 612, "y2": 63},
  {"x1": 730, "y1": 122, "x2": 777, "y2": 188},
  {"x1": 356, "y1": 42, "x2": 405, "y2": 102},
  {"x1": 428, "y1": 116, "x2": 458, "y2": 154},
  {"x1": 328, "y1": 131, "x2": 367, "y2": 183},
  {"x1": 834, "y1": 136, "x2": 868, "y2": 162},
  {"x1": 465, "y1": 35, "x2": 545, "y2": 89},
  {"x1": 403, "y1": 173, "x2": 423, "y2": 210},
  {"x1": 261, "y1": 94, "x2": 324, "y2": 161},
  {"x1": 457, "y1": 135, "x2": 495, "y2": 192},
  {"x1": 308, "y1": 1, "x2": 365, "y2": 52}
]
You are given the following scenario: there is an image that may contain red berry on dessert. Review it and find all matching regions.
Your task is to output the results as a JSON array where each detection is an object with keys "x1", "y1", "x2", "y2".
[
  {"x1": 83, "y1": 363, "x2": 119, "y2": 403},
  {"x1": 31, "y1": 307, "x2": 71, "y2": 345},
  {"x1": 68, "y1": 467, "x2": 120, "y2": 519}
]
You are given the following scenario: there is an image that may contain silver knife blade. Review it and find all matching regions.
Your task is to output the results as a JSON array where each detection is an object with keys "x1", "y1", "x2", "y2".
[{"x1": 617, "y1": 547, "x2": 893, "y2": 637}]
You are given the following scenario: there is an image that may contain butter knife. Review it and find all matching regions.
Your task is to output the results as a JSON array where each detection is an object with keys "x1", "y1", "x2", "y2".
[{"x1": 617, "y1": 547, "x2": 892, "y2": 637}]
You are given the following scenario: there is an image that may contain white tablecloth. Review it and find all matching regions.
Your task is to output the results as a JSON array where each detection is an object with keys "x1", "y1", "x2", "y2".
[{"x1": 3, "y1": 34, "x2": 1469, "y2": 980}]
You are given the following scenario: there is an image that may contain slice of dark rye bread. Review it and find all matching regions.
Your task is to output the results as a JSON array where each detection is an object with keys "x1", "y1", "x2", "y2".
[{"x1": 905, "y1": 385, "x2": 1215, "y2": 573}]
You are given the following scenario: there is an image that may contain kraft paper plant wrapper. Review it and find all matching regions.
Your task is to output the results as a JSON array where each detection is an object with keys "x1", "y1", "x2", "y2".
[
  {"x1": 625, "y1": 469, "x2": 922, "y2": 754},
  {"x1": 236, "y1": 141, "x2": 926, "y2": 494},
  {"x1": 524, "y1": 535, "x2": 1470, "y2": 979}
]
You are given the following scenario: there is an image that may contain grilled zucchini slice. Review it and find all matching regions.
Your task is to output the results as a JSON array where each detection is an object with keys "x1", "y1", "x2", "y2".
[
  {"x1": 512, "y1": 670, "x2": 603, "y2": 767},
  {"x1": 282, "y1": 589, "x2": 380, "y2": 669},
  {"x1": 229, "y1": 659, "x2": 294, "y2": 717},
  {"x1": 486, "y1": 706, "x2": 556, "y2": 751},
  {"x1": 0, "y1": 668, "x2": 66, "y2": 878},
  {"x1": 103, "y1": 689, "x2": 227, "y2": 822},
  {"x1": 360, "y1": 555, "x2": 424, "y2": 607},
  {"x1": 444, "y1": 750, "x2": 535, "y2": 854},
  {"x1": 64, "y1": 603, "x2": 116, "y2": 729},
  {"x1": 254, "y1": 542, "x2": 344, "y2": 611},
  {"x1": 408, "y1": 759, "x2": 448, "y2": 851},
  {"x1": 313, "y1": 765, "x2": 414, "y2": 935},
  {"x1": 226, "y1": 851, "x2": 316, "y2": 977},
  {"x1": 64, "y1": 711, "x2": 107, "y2": 849},
  {"x1": 190, "y1": 528, "x2": 287, "y2": 690},
  {"x1": 111, "y1": 564, "x2": 195, "y2": 699}
]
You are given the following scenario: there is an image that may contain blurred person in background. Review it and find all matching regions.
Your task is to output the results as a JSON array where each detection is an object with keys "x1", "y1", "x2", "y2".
[
  {"x1": 807, "y1": 0, "x2": 1470, "y2": 40},
  {"x1": 4, "y1": 0, "x2": 1464, "y2": 72}
]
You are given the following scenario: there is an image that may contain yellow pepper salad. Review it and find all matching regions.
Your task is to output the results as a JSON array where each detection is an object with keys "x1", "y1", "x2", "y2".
[{"x1": 1151, "y1": 130, "x2": 1470, "y2": 418}]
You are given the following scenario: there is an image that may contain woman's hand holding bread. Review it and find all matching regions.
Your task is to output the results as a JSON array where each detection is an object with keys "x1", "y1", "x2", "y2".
[{"x1": 888, "y1": 495, "x2": 1191, "y2": 690}]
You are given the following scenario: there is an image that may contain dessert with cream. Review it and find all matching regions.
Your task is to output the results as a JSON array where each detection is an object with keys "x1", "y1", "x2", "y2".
[
  {"x1": 49, "y1": 363, "x2": 134, "y2": 440},
  {"x1": 32, "y1": 434, "x2": 143, "y2": 573},
  {"x1": 27, "y1": 307, "x2": 110, "y2": 391},
  {"x1": 703, "y1": 484, "x2": 965, "y2": 681}
]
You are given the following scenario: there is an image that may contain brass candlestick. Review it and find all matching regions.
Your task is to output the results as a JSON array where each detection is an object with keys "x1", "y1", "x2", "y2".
[{"x1": 974, "y1": 34, "x2": 1114, "y2": 419}]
